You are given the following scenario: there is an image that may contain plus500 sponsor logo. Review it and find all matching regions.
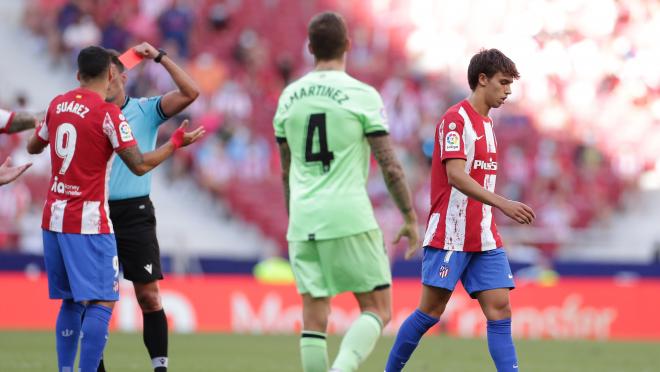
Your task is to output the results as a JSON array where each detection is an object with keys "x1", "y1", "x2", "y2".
[{"x1": 473, "y1": 159, "x2": 497, "y2": 171}]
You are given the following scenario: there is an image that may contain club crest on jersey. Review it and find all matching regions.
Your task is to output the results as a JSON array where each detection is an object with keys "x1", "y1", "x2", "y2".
[
  {"x1": 445, "y1": 131, "x2": 460, "y2": 152},
  {"x1": 439, "y1": 265, "x2": 450, "y2": 278},
  {"x1": 119, "y1": 121, "x2": 133, "y2": 142}
]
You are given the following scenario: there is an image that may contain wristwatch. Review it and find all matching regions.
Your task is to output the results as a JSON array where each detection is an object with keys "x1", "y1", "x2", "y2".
[{"x1": 154, "y1": 49, "x2": 167, "y2": 63}]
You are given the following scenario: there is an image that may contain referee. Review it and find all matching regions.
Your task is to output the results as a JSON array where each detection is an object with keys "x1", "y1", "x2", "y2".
[{"x1": 102, "y1": 42, "x2": 200, "y2": 372}]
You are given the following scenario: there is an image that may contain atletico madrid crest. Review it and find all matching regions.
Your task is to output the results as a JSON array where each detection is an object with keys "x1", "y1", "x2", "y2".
[{"x1": 439, "y1": 265, "x2": 450, "y2": 278}]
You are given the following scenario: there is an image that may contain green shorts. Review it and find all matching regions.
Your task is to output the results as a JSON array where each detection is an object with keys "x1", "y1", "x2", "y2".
[{"x1": 288, "y1": 229, "x2": 392, "y2": 298}]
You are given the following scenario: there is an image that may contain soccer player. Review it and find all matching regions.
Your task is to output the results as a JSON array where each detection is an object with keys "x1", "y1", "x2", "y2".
[
  {"x1": 100, "y1": 42, "x2": 200, "y2": 372},
  {"x1": 0, "y1": 107, "x2": 38, "y2": 134},
  {"x1": 385, "y1": 49, "x2": 536, "y2": 372},
  {"x1": 274, "y1": 12, "x2": 419, "y2": 372},
  {"x1": 0, "y1": 157, "x2": 31, "y2": 186},
  {"x1": 26, "y1": 46, "x2": 204, "y2": 372}
]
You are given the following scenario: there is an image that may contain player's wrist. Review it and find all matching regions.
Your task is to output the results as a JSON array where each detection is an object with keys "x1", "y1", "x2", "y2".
[
  {"x1": 403, "y1": 209, "x2": 417, "y2": 223},
  {"x1": 169, "y1": 127, "x2": 185, "y2": 149}
]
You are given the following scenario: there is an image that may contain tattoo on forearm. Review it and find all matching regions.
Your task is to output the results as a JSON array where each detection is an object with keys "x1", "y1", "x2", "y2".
[
  {"x1": 8, "y1": 112, "x2": 37, "y2": 133},
  {"x1": 117, "y1": 146, "x2": 144, "y2": 173},
  {"x1": 368, "y1": 136, "x2": 414, "y2": 215},
  {"x1": 278, "y1": 142, "x2": 291, "y2": 215}
]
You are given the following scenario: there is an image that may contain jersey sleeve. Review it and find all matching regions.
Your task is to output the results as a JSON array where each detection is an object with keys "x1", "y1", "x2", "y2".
[
  {"x1": 360, "y1": 88, "x2": 389, "y2": 135},
  {"x1": 0, "y1": 108, "x2": 14, "y2": 134},
  {"x1": 439, "y1": 113, "x2": 467, "y2": 161},
  {"x1": 137, "y1": 96, "x2": 168, "y2": 127},
  {"x1": 273, "y1": 89, "x2": 289, "y2": 141},
  {"x1": 102, "y1": 104, "x2": 138, "y2": 152},
  {"x1": 36, "y1": 113, "x2": 49, "y2": 143}
]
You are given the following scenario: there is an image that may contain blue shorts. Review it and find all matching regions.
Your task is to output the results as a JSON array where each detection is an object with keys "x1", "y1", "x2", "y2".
[
  {"x1": 43, "y1": 230, "x2": 120, "y2": 302},
  {"x1": 421, "y1": 247, "x2": 515, "y2": 298}
]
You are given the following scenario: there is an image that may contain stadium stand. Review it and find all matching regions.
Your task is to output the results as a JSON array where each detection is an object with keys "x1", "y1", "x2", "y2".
[{"x1": 6, "y1": 0, "x2": 660, "y2": 262}]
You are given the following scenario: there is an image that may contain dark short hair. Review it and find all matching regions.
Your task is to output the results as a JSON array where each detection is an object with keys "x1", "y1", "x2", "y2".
[
  {"x1": 107, "y1": 49, "x2": 126, "y2": 73},
  {"x1": 77, "y1": 46, "x2": 111, "y2": 81},
  {"x1": 308, "y1": 12, "x2": 349, "y2": 61},
  {"x1": 467, "y1": 49, "x2": 519, "y2": 91}
]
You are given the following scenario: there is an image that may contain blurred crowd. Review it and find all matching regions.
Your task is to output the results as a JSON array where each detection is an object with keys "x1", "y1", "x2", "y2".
[{"x1": 6, "y1": 0, "x2": 654, "y2": 257}]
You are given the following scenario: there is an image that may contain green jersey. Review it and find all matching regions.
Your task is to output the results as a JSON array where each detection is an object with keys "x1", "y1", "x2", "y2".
[{"x1": 274, "y1": 70, "x2": 388, "y2": 242}]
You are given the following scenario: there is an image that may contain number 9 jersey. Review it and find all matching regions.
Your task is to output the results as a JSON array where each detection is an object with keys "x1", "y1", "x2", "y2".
[
  {"x1": 37, "y1": 88, "x2": 138, "y2": 234},
  {"x1": 273, "y1": 70, "x2": 388, "y2": 241}
]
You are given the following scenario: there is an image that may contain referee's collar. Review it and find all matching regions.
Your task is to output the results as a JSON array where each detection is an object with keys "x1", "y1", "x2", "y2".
[{"x1": 120, "y1": 96, "x2": 130, "y2": 110}]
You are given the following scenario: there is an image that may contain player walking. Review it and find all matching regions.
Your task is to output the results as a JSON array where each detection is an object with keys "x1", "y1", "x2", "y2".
[
  {"x1": 26, "y1": 46, "x2": 203, "y2": 372},
  {"x1": 385, "y1": 49, "x2": 535, "y2": 372},
  {"x1": 98, "y1": 42, "x2": 200, "y2": 372},
  {"x1": 274, "y1": 12, "x2": 419, "y2": 372}
]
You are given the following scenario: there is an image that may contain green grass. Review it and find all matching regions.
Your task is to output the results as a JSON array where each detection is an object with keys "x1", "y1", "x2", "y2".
[{"x1": 0, "y1": 331, "x2": 658, "y2": 371}]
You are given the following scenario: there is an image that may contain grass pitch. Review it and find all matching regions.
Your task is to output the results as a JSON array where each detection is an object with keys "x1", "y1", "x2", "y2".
[{"x1": 0, "y1": 331, "x2": 658, "y2": 371}]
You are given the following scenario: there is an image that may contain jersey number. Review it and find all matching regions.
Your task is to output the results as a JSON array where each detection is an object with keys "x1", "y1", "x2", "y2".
[
  {"x1": 304, "y1": 113, "x2": 334, "y2": 172},
  {"x1": 55, "y1": 123, "x2": 77, "y2": 175}
]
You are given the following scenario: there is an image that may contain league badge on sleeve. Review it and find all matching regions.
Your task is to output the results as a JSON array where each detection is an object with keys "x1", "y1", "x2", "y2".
[
  {"x1": 119, "y1": 121, "x2": 134, "y2": 142},
  {"x1": 445, "y1": 130, "x2": 460, "y2": 152}
]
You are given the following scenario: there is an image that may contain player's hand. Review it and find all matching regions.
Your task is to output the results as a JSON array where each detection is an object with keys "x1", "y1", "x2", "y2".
[
  {"x1": 499, "y1": 199, "x2": 535, "y2": 225},
  {"x1": 394, "y1": 214, "x2": 420, "y2": 260},
  {"x1": 133, "y1": 42, "x2": 159, "y2": 59},
  {"x1": 170, "y1": 119, "x2": 205, "y2": 149},
  {"x1": 0, "y1": 157, "x2": 32, "y2": 186}
]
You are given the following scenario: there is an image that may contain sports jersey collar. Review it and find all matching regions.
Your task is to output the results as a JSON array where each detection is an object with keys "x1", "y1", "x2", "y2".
[
  {"x1": 462, "y1": 99, "x2": 491, "y2": 123},
  {"x1": 74, "y1": 87, "x2": 103, "y2": 101},
  {"x1": 121, "y1": 96, "x2": 131, "y2": 110}
]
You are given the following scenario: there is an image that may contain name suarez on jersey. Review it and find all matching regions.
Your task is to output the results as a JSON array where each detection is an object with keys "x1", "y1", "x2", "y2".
[{"x1": 56, "y1": 101, "x2": 90, "y2": 118}]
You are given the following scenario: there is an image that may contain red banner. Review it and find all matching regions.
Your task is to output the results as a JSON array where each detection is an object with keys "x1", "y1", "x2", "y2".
[{"x1": 0, "y1": 274, "x2": 658, "y2": 340}]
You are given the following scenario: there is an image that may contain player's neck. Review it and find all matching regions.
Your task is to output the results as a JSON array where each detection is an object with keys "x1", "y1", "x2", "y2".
[
  {"x1": 467, "y1": 93, "x2": 491, "y2": 117},
  {"x1": 79, "y1": 82, "x2": 108, "y2": 101},
  {"x1": 314, "y1": 59, "x2": 345, "y2": 72}
]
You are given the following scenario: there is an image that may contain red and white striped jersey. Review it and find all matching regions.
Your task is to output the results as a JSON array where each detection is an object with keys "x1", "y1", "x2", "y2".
[
  {"x1": 422, "y1": 99, "x2": 502, "y2": 252},
  {"x1": 0, "y1": 108, "x2": 14, "y2": 133},
  {"x1": 38, "y1": 88, "x2": 137, "y2": 234}
]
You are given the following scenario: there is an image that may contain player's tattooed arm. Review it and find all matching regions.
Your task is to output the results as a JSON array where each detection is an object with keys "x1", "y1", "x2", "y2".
[
  {"x1": 7, "y1": 112, "x2": 37, "y2": 133},
  {"x1": 368, "y1": 134, "x2": 419, "y2": 257},
  {"x1": 118, "y1": 119, "x2": 204, "y2": 176},
  {"x1": 368, "y1": 134, "x2": 415, "y2": 218},
  {"x1": 117, "y1": 145, "x2": 153, "y2": 176},
  {"x1": 277, "y1": 140, "x2": 291, "y2": 215}
]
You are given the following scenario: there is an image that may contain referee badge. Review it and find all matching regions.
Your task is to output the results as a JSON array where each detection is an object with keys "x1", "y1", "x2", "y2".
[{"x1": 439, "y1": 265, "x2": 450, "y2": 278}]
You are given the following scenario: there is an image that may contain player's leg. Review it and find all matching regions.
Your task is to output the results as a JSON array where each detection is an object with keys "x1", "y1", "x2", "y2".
[
  {"x1": 331, "y1": 285, "x2": 391, "y2": 372},
  {"x1": 289, "y1": 239, "x2": 331, "y2": 372},
  {"x1": 43, "y1": 230, "x2": 83, "y2": 371},
  {"x1": 464, "y1": 248, "x2": 517, "y2": 372},
  {"x1": 316, "y1": 229, "x2": 391, "y2": 372},
  {"x1": 301, "y1": 294, "x2": 332, "y2": 372},
  {"x1": 109, "y1": 196, "x2": 168, "y2": 372},
  {"x1": 60, "y1": 233, "x2": 120, "y2": 372},
  {"x1": 134, "y1": 280, "x2": 168, "y2": 372},
  {"x1": 80, "y1": 300, "x2": 115, "y2": 372},
  {"x1": 385, "y1": 248, "x2": 467, "y2": 372}
]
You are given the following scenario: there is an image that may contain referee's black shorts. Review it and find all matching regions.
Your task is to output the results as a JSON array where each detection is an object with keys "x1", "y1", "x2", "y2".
[{"x1": 109, "y1": 195, "x2": 163, "y2": 283}]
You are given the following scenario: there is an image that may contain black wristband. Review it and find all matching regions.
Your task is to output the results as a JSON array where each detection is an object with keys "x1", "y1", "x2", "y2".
[{"x1": 154, "y1": 49, "x2": 167, "y2": 63}]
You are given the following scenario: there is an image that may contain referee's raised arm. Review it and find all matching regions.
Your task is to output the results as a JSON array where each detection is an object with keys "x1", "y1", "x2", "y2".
[{"x1": 132, "y1": 42, "x2": 200, "y2": 118}]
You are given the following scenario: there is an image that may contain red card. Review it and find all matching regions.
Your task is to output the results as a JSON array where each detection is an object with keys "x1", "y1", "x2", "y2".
[{"x1": 118, "y1": 50, "x2": 144, "y2": 70}]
